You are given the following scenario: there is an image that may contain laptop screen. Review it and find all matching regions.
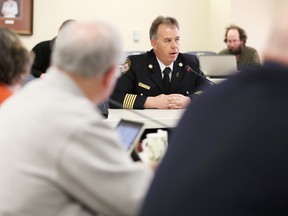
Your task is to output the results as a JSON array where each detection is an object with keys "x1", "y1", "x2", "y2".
[
  {"x1": 115, "y1": 119, "x2": 144, "y2": 153},
  {"x1": 199, "y1": 55, "x2": 238, "y2": 78}
]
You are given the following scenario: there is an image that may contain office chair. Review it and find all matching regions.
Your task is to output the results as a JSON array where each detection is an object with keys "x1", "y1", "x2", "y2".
[{"x1": 185, "y1": 51, "x2": 217, "y2": 58}]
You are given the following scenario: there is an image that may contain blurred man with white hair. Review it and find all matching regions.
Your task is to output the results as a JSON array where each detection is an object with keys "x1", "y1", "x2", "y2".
[{"x1": 0, "y1": 20, "x2": 153, "y2": 216}]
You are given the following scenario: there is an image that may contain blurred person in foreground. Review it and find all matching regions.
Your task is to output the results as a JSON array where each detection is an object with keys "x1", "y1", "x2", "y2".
[
  {"x1": 30, "y1": 19, "x2": 109, "y2": 119},
  {"x1": 0, "y1": 20, "x2": 153, "y2": 216},
  {"x1": 139, "y1": 5, "x2": 288, "y2": 216},
  {"x1": 110, "y1": 16, "x2": 209, "y2": 109},
  {"x1": 0, "y1": 26, "x2": 33, "y2": 105},
  {"x1": 219, "y1": 24, "x2": 261, "y2": 70}
]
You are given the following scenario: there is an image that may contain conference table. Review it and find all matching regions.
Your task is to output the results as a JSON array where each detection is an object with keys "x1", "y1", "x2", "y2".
[{"x1": 104, "y1": 108, "x2": 186, "y2": 129}]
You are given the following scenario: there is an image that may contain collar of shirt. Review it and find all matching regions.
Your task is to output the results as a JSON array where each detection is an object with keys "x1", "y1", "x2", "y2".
[
  {"x1": 0, "y1": 84, "x2": 13, "y2": 105},
  {"x1": 156, "y1": 58, "x2": 174, "y2": 79}
]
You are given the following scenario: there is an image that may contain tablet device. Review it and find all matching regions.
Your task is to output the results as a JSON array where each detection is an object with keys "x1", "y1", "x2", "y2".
[{"x1": 116, "y1": 119, "x2": 145, "y2": 154}]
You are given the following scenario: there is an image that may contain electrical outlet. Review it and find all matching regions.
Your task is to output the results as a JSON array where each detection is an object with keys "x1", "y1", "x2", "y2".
[{"x1": 133, "y1": 29, "x2": 140, "y2": 42}]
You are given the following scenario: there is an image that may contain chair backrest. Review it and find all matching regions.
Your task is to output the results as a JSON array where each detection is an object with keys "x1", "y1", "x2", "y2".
[
  {"x1": 185, "y1": 51, "x2": 217, "y2": 58},
  {"x1": 124, "y1": 51, "x2": 145, "y2": 58}
]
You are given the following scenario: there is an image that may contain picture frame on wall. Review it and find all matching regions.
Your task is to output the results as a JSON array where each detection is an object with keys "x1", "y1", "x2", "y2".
[{"x1": 0, "y1": 0, "x2": 33, "y2": 35}]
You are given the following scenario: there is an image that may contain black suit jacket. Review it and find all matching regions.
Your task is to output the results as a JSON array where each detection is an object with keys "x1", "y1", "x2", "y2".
[
  {"x1": 110, "y1": 49, "x2": 208, "y2": 109},
  {"x1": 140, "y1": 61, "x2": 288, "y2": 216},
  {"x1": 31, "y1": 38, "x2": 55, "y2": 78}
]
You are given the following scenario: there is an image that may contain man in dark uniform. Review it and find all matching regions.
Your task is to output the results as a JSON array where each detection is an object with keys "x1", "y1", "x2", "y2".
[{"x1": 110, "y1": 16, "x2": 210, "y2": 109}]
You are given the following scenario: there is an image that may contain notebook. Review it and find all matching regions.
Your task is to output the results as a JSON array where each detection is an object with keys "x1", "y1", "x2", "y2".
[
  {"x1": 116, "y1": 119, "x2": 145, "y2": 154},
  {"x1": 199, "y1": 55, "x2": 238, "y2": 78}
]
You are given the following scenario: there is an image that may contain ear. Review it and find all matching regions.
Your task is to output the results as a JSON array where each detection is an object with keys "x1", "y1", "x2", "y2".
[
  {"x1": 101, "y1": 65, "x2": 117, "y2": 88},
  {"x1": 151, "y1": 39, "x2": 157, "y2": 49}
]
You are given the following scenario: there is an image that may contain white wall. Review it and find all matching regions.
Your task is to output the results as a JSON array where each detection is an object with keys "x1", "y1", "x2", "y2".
[
  {"x1": 208, "y1": 0, "x2": 231, "y2": 52},
  {"x1": 230, "y1": 0, "x2": 275, "y2": 61},
  {"x1": 20, "y1": 0, "x2": 211, "y2": 52},
  {"x1": 18, "y1": 0, "x2": 287, "y2": 58}
]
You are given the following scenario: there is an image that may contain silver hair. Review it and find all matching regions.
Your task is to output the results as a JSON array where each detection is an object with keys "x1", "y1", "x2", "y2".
[
  {"x1": 52, "y1": 20, "x2": 123, "y2": 77},
  {"x1": 149, "y1": 16, "x2": 179, "y2": 40}
]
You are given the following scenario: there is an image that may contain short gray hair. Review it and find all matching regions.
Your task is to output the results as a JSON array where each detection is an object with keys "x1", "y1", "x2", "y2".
[
  {"x1": 149, "y1": 16, "x2": 179, "y2": 40},
  {"x1": 52, "y1": 20, "x2": 123, "y2": 77}
]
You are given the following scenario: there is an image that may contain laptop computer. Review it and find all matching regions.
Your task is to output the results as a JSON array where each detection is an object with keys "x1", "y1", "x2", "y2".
[
  {"x1": 115, "y1": 119, "x2": 145, "y2": 154},
  {"x1": 199, "y1": 55, "x2": 238, "y2": 78}
]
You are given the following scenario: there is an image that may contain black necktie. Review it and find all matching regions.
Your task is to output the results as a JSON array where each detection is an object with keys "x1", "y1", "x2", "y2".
[{"x1": 163, "y1": 67, "x2": 171, "y2": 94}]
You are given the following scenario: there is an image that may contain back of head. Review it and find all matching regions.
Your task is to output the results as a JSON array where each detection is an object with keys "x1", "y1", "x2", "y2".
[
  {"x1": 52, "y1": 20, "x2": 123, "y2": 78},
  {"x1": 149, "y1": 16, "x2": 179, "y2": 40},
  {"x1": 58, "y1": 19, "x2": 76, "y2": 32},
  {"x1": 0, "y1": 26, "x2": 33, "y2": 85}
]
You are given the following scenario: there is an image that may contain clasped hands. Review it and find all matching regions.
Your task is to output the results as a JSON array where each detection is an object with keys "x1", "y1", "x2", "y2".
[{"x1": 145, "y1": 94, "x2": 191, "y2": 109}]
